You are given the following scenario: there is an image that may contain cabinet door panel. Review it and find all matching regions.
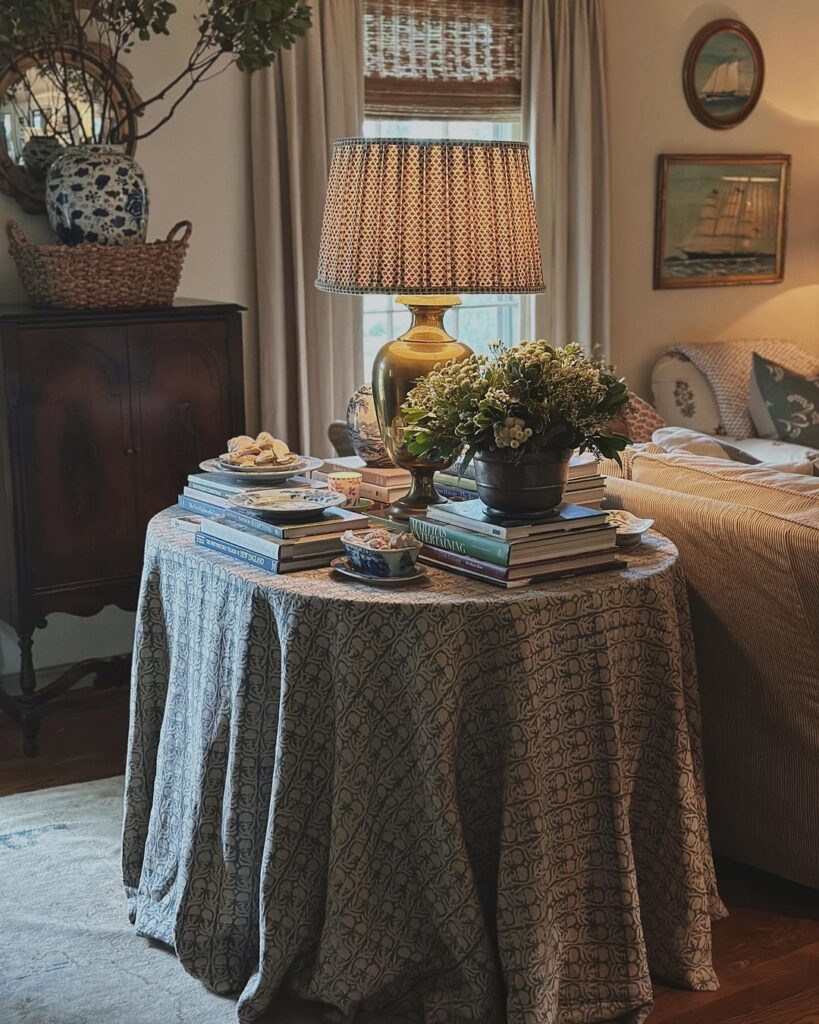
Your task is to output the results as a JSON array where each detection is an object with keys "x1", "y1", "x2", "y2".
[
  {"x1": 128, "y1": 320, "x2": 234, "y2": 524},
  {"x1": 16, "y1": 327, "x2": 139, "y2": 590}
]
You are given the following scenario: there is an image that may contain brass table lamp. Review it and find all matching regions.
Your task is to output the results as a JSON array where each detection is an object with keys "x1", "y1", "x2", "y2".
[{"x1": 315, "y1": 137, "x2": 544, "y2": 519}]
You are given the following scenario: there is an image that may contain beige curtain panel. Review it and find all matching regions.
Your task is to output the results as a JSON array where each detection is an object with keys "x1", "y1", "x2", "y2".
[
  {"x1": 249, "y1": 0, "x2": 364, "y2": 456},
  {"x1": 522, "y1": 0, "x2": 610, "y2": 359}
]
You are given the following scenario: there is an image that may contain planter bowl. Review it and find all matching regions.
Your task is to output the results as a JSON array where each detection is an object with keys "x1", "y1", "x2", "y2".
[{"x1": 473, "y1": 449, "x2": 573, "y2": 517}]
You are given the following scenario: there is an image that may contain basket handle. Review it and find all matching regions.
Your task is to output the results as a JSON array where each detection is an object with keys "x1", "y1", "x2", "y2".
[
  {"x1": 6, "y1": 219, "x2": 28, "y2": 247},
  {"x1": 166, "y1": 220, "x2": 192, "y2": 244}
]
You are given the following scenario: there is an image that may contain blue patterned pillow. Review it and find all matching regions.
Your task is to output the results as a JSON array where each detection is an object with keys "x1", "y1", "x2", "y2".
[{"x1": 749, "y1": 353, "x2": 819, "y2": 446}]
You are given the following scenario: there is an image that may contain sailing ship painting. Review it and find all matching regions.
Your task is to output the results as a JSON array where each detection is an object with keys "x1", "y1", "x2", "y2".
[
  {"x1": 655, "y1": 156, "x2": 790, "y2": 289},
  {"x1": 683, "y1": 20, "x2": 764, "y2": 129}
]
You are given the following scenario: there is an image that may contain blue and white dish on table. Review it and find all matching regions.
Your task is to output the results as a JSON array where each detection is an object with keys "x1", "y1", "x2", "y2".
[
  {"x1": 331, "y1": 557, "x2": 427, "y2": 586},
  {"x1": 340, "y1": 528, "x2": 421, "y2": 578},
  {"x1": 229, "y1": 487, "x2": 346, "y2": 520}
]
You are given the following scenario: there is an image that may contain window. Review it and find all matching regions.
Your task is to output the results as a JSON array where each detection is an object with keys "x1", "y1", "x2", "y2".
[{"x1": 361, "y1": 117, "x2": 523, "y2": 377}]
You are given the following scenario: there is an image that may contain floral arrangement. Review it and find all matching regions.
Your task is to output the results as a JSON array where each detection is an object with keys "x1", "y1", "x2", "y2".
[{"x1": 401, "y1": 340, "x2": 630, "y2": 467}]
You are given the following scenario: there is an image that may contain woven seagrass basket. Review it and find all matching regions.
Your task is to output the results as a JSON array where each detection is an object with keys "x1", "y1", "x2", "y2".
[{"x1": 6, "y1": 219, "x2": 192, "y2": 309}]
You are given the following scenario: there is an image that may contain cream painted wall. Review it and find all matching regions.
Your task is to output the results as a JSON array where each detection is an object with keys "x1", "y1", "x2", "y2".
[
  {"x1": 0, "y1": 0, "x2": 255, "y2": 676},
  {"x1": 606, "y1": 0, "x2": 819, "y2": 398}
]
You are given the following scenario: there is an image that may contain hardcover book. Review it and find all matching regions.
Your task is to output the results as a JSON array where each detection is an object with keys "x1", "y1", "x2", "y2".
[
  {"x1": 420, "y1": 550, "x2": 624, "y2": 588},
  {"x1": 224, "y1": 505, "x2": 369, "y2": 539},
  {"x1": 410, "y1": 516, "x2": 615, "y2": 566},
  {"x1": 423, "y1": 500, "x2": 608, "y2": 541},
  {"x1": 200, "y1": 517, "x2": 344, "y2": 560},
  {"x1": 195, "y1": 532, "x2": 332, "y2": 573},
  {"x1": 318, "y1": 456, "x2": 411, "y2": 488},
  {"x1": 179, "y1": 493, "x2": 227, "y2": 517},
  {"x1": 419, "y1": 545, "x2": 623, "y2": 582}
]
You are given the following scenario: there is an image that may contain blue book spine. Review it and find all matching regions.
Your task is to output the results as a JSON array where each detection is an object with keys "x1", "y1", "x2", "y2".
[
  {"x1": 178, "y1": 494, "x2": 223, "y2": 517},
  {"x1": 224, "y1": 509, "x2": 288, "y2": 538},
  {"x1": 195, "y1": 531, "x2": 280, "y2": 571},
  {"x1": 433, "y1": 483, "x2": 474, "y2": 501}
]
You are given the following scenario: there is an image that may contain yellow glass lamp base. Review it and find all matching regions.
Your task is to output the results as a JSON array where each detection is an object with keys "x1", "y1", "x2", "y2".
[{"x1": 371, "y1": 295, "x2": 473, "y2": 521}]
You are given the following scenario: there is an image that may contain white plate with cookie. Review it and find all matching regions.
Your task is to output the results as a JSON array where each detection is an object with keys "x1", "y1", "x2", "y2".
[
  {"x1": 199, "y1": 456, "x2": 323, "y2": 483},
  {"x1": 200, "y1": 431, "x2": 322, "y2": 482}
]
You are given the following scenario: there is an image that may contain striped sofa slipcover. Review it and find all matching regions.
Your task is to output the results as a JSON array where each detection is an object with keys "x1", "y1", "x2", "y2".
[{"x1": 605, "y1": 447, "x2": 819, "y2": 889}]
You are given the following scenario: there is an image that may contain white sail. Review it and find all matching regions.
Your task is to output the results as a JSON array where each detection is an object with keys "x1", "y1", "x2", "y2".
[
  {"x1": 678, "y1": 180, "x2": 776, "y2": 258},
  {"x1": 701, "y1": 59, "x2": 747, "y2": 97}
]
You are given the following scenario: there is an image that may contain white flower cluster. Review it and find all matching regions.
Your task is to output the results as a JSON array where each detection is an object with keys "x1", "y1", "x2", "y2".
[{"x1": 493, "y1": 416, "x2": 533, "y2": 449}]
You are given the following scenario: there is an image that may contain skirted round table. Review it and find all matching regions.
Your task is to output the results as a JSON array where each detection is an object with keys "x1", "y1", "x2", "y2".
[{"x1": 123, "y1": 509, "x2": 725, "y2": 1024}]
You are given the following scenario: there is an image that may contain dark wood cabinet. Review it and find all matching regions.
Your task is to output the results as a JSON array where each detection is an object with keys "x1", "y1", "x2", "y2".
[{"x1": 0, "y1": 300, "x2": 245, "y2": 753}]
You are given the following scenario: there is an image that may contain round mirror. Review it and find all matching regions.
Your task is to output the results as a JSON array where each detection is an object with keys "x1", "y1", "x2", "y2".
[{"x1": 0, "y1": 46, "x2": 140, "y2": 213}]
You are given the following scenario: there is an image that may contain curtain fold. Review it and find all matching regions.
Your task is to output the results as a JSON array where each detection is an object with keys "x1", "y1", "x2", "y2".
[
  {"x1": 521, "y1": 0, "x2": 610, "y2": 359},
  {"x1": 248, "y1": 0, "x2": 364, "y2": 455}
]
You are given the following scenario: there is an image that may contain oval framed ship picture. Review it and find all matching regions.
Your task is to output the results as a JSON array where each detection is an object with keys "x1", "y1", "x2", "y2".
[
  {"x1": 654, "y1": 154, "x2": 790, "y2": 290},
  {"x1": 683, "y1": 20, "x2": 764, "y2": 130}
]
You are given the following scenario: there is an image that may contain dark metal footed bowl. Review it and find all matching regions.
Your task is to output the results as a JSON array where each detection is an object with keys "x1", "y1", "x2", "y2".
[{"x1": 473, "y1": 449, "x2": 573, "y2": 517}]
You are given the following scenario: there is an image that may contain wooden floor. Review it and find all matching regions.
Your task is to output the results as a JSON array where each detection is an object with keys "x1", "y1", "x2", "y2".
[{"x1": 2, "y1": 692, "x2": 819, "y2": 1023}]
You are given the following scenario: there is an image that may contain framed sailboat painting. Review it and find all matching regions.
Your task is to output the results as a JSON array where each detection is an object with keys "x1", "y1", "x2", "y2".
[
  {"x1": 654, "y1": 154, "x2": 790, "y2": 290},
  {"x1": 683, "y1": 20, "x2": 764, "y2": 130}
]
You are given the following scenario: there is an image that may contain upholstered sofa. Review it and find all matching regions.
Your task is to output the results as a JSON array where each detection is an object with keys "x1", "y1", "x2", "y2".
[
  {"x1": 604, "y1": 445, "x2": 819, "y2": 889},
  {"x1": 650, "y1": 338, "x2": 819, "y2": 470}
]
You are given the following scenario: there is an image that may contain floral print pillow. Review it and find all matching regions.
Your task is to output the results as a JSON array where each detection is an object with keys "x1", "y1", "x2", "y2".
[{"x1": 749, "y1": 353, "x2": 819, "y2": 447}]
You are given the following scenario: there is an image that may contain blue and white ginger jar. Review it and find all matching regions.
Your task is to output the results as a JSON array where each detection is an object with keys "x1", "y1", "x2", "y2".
[
  {"x1": 45, "y1": 144, "x2": 149, "y2": 246},
  {"x1": 346, "y1": 383, "x2": 391, "y2": 466}
]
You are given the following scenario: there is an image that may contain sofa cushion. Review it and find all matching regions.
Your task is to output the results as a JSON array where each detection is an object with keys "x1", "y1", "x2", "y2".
[
  {"x1": 651, "y1": 353, "x2": 722, "y2": 434},
  {"x1": 749, "y1": 352, "x2": 819, "y2": 447},
  {"x1": 724, "y1": 436, "x2": 819, "y2": 473},
  {"x1": 651, "y1": 427, "x2": 761, "y2": 464},
  {"x1": 623, "y1": 449, "x2": 819, "y2": 516}
]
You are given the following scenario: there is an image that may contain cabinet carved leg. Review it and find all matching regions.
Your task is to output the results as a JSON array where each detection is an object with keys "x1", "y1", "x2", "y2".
[
  {"x1": 0, "y1": 628, "x2": 131, "y2": 757},
  {"x1": 17, "y1": 631, "x2": 40, "y2": 757}
]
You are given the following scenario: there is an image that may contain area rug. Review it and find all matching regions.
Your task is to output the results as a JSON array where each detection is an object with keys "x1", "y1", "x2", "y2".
[{"x1": 0, "y1": 777, "x2": 328, "y2": 1024}]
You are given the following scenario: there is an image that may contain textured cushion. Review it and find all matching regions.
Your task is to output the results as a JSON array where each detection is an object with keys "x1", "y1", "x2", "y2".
[
  {"x1": 749, "y1": 353, "x2": 819, "y2": 447},
  {"x1": 652, "y1": 353, "x2": 722, "y2": 434},
  {"x1": 724, "y1": 436, "x2": 819, "y2": 474},
  {"x1": 660, "y1": 340, "x2": 819, "y2": 439},
  {"x1": 652, "y1": 427, "x2": 760, "y2": 464},
  {"x1": 621, "y1": 449, "x2": 819, "y2": 516},
  {"x1": 608, "y1": 392, "x2": 665, "y2": 444}
]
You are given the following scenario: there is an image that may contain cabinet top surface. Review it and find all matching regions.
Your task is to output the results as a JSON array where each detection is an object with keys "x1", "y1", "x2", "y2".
[{"x1": 0, "y1": 298, "x2": 245, "y2": 326}]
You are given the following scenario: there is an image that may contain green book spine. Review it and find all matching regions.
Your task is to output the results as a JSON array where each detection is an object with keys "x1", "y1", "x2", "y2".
[{"x1": 410, "y1": 516, "x2": 508, "y2": 565}]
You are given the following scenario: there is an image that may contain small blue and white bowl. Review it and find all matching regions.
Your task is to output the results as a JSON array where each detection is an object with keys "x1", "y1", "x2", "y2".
[{"x1": 341, "y1": 529, "x2": 421, "y2": 578}]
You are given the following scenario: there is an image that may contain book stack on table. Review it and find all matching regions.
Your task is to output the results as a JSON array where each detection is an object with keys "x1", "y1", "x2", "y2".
[
  {"x1": 315, "y1": 456, "x2": 411, "y2": 505},
  {"x1": 178, "y1": 472, "x2": 319, "y2": 517},
  {"x1": 176, "y1": 472, "x2": 372, "y2": 574},
  {"x1": 194, "y1": 507, "x2": 371, "y2": 574},
  {"x1": 434, "y1": 452, "x2": 606, "y2": 508},
  {"x1": 410, "y1": 500, "x2": 622, "y2": 588}
]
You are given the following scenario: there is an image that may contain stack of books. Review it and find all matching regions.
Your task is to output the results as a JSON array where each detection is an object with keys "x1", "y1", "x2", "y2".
[
  {"x1": 316, "y1": 456, "x2": 410, "y2": 505},
  {"x1": 434, "y1": 452, "x2": 606, "y2": 508},
  {"x1": 178, "y1": 471, "x2": 315, "y2": 517},
  {"x1": 195, "y1": 505, "x2": 371, "y2": 574},
  {"x1": 410, "y1": 500, "x2": 622, "y2": 588}
]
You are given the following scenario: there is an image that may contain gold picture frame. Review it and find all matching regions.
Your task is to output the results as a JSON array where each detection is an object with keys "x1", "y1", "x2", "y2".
[{"x1": 654, "y1": 154, "x2": 790, "y2": 290}]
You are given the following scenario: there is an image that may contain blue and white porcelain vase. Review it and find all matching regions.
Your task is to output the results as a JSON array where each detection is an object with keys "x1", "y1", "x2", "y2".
[
  {"x1": 45, "y1": 144, "x2": 149, "y2": 246},
  {"x1": 346, "y1": 383, "x2": 391, "y2": 466}
]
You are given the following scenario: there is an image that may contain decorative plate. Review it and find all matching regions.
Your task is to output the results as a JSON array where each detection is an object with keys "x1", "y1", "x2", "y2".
[
  {"x1": 199, "y1": 456, "x2": 323, "y2": 483},
  {"x1": 229, "y1": 487, "x2": 346, "y2": 520},
  {"x1": 330, "y1": 557, "x2": 428, "y2": 586},
  {"x1": 607, "y1": 510, "x2": 654, "y2": 548}
]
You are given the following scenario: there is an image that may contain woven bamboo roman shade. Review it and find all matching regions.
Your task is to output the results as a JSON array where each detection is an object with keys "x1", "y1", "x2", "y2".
[
  {"x1": 363, "y1": 0, "x2": 522, "y2": 118},
  {"x1": 315, "y1": 138, "x2": 544, "y2": 295}
]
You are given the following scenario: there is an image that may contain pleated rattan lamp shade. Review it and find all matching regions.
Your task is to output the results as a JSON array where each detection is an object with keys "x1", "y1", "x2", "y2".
[{"x1": 315, "y1": 138, "x2": 544, "y2": 295}]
